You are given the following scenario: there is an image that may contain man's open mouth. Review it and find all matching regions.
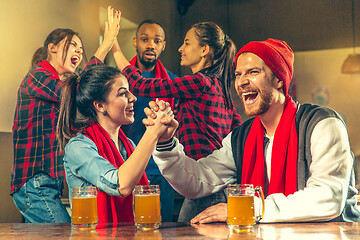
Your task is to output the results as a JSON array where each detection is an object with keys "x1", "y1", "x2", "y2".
[{"x1": 242, "y1": 91, "x2": 258, "y2": 103}]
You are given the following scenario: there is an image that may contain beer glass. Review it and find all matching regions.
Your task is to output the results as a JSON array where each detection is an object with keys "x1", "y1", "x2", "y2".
[
  {"x1": 227, "y1": 184, "x2": 264, "y2": 232},
  {"x1": 133, "y1": 185, "x2": 161, "y2": 231},
  {"x1": 71, "y1": 186, "x2": 98, "y2": 230}
]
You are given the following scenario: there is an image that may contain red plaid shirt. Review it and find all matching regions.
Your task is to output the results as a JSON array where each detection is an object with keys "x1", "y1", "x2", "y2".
[
  {"x1": 11, "y1": 56, "x2": 103, "y2": 195},
  {"x1": 123, "y1": 66, "x2": 242, "y2": 159}
]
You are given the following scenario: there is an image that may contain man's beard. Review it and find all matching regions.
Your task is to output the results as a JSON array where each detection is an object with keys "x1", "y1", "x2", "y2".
[
  {"x1": 138, "y1": 50, "x2": 158, "y2": 69},
  {"x1": 240, "y1": 87, "x2": 273, "y2": 117}
]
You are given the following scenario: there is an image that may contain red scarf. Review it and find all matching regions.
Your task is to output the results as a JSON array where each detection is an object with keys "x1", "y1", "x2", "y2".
[
  {"x1": 241, "y1": 95, "x2": 298, "y2": 197},
  {"x1": 38, "y1": 60, "x2": 60, "y2": 80},
  {"x1": 129, "y1": 56, "x2": 174, "y2": 108},
  {"x1": 83, "y1": 123, "x2": 148, "y2": 223}
]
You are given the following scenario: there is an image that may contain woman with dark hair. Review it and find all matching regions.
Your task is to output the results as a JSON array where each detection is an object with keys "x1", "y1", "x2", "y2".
[
  {"x1": 56, "y1": 65, "x2": 177, "y2": 224},
  {"x1": 112, "y1": 14, "x2": 242, "y2": 221},
  {"x1": 11, "y1": 6, "x2": 120, "y2": 223}
]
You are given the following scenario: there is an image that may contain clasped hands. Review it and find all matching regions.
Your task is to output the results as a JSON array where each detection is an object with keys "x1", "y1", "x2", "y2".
[
  {"x1": 143, "y1": 100, "x2": 178, "y2": 143},
  {"x1": 143, "y1": 100, "x2": 227, "y2": 224}
]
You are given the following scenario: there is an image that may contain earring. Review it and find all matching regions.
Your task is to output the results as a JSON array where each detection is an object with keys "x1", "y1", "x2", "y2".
[{"x1": 103, "y1": 111, "x2": 107, "y2": 116}]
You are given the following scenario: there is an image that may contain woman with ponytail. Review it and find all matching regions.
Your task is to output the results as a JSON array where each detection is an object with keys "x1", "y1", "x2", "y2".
[
  {"x1": 11, "y1": 6, "x2": 120, "y2": 223},
  {"x1": 57, "y1": 65, "x2": 177, "y2": 224},
  {"x1": 112, "y1": 18, "x2": 242, "y2": 221}
]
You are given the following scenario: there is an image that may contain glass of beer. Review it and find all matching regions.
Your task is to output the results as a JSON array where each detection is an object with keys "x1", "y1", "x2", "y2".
[
  {"x1": 71, "y1": 186, "x2": 98, "y2": 230},
  {"x1": 133, "y1": 185, "x2": 161, "y2": 231},
  {"x1": 227, "y1": 184, "x2": 264, "y2": 232}
]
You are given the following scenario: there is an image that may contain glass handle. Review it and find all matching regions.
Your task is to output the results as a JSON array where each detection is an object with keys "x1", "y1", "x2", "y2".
[{"x1": 254, "y1": 186, "x2": 265, "y2": 222}]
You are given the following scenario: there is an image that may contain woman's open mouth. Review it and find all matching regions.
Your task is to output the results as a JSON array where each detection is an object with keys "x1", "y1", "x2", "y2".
[
  {"x1": 125, "y1": 107, "x2": 134, "y2": 114},
  {"x1": 71, "y1": 55, "x2": 80, "y2": 67}
]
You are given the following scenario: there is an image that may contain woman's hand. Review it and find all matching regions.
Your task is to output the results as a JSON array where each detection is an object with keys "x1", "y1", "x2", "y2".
[
  {"x1": 143, "y1": 100, "x2": 178, "y2": 142},
  {"x1": 94, "y1": 6, "x2": 120, "y2": 61},
  {"x1": 104, "y1": 6, "x2": 120, "y2": 50}
]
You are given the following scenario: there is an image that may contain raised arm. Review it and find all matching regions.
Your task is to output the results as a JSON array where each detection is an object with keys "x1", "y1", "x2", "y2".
[
  {"x1": 112, "y1": 38, "x2": 131, "y2": 71},
  {"x1": 117, "y1": 101, "x2": 178, "y2": 196}
]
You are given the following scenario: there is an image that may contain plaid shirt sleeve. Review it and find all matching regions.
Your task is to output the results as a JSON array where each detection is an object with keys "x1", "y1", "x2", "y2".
[
  {"x1": 83, "y1": 56, "x2": 103, "y2": 72},
  {"x1": 123, "y1": 65, "x2": 212, "y2": 99},
  {"x1": 26, "y1": 71, "x2": 62, "y2": 103}
]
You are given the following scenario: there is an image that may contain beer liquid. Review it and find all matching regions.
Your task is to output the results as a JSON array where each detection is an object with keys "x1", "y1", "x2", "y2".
[
  {"x1": 227, "y1": 195, "x2": 255, "y2": 226},
  {"x1": 134, "y1": 194, "x2": 161, "y2": 224},
  {"x1": 72, "y1": 196, "x2": 97, "y2": 224}
]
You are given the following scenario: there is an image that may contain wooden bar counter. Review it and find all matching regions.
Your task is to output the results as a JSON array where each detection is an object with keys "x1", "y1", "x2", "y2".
[{"x1": 0, "y1": 222, "x2": 359, "y2": 239}]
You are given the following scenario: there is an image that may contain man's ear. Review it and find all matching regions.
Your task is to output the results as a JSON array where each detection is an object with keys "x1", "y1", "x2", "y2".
[
  {"x1": 162, "y1": 40, "x2": 166, "y2": 52},
  {"x1": 132, "y1": 37, "x2": 137, "y2": 48},
  {"x1": 93, "y1": 101, "x2": 106, "y2": 115},
  {"x1": 277, "y1": 78, "x2": 284, "y2": 91}
]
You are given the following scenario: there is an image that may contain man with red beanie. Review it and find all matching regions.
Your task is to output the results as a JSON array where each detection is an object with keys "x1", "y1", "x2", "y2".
[{"x1": 150, "y1": 38, "x2": 360, "y2": 222}]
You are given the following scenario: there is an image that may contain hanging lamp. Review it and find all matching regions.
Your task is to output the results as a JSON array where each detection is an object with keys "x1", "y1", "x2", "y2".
[{"x1": 341, "y1": 0, "x2": 360, "y2": 73}]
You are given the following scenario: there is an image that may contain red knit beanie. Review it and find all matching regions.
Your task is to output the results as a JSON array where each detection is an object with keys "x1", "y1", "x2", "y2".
[{"x1": 235, "y1": 39, "x2": 294, "y2": 95}]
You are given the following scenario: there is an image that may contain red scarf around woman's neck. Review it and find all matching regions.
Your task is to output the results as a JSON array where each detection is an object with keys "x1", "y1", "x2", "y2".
[
  {"x1": 83, "y1": 123, "x2": 148, "y2": 223},
  {"x1": 38, "y1": 60, "x2": 60, "y2": 80},
  {"x1": 129, "y1": 56, "x2": 174, "y2": 108},
  {"x1": 241, "y1": 95, "x2": 298, "y2": 197}
]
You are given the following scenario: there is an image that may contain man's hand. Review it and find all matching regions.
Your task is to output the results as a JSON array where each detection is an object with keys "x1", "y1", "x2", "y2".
[{"x1": 190, "y1": 203, "x2": 227, "y2": 224}]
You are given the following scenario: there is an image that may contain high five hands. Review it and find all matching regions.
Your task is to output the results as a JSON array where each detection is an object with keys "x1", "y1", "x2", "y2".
[
  {"x1": 104, "y1": 6, "x2": 120, "y2": 52},
  {"x1": 94, "y1": 6, "x2": 121, "y2": 61}
]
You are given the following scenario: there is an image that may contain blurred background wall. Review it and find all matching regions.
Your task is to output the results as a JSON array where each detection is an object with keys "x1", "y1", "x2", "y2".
[{"x1": 1, "y1": 0, "x2": 359, "y2": 222}]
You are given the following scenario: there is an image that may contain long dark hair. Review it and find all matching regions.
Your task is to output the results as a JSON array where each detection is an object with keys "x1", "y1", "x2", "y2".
[
  {"x1": 31, "y1": 28, "x2": 87, "y2": 70},
  {"x1": 192, "y1": 22, "x2": 236, "y2": 108},
  {"x1": 56, "y1": 65, "x2": 122, "y2": 150}
]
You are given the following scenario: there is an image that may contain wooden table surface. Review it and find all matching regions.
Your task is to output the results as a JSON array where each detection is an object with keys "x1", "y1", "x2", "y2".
[{"x1": 0, "y1": 222, "x2": 359, "y2": 239}]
